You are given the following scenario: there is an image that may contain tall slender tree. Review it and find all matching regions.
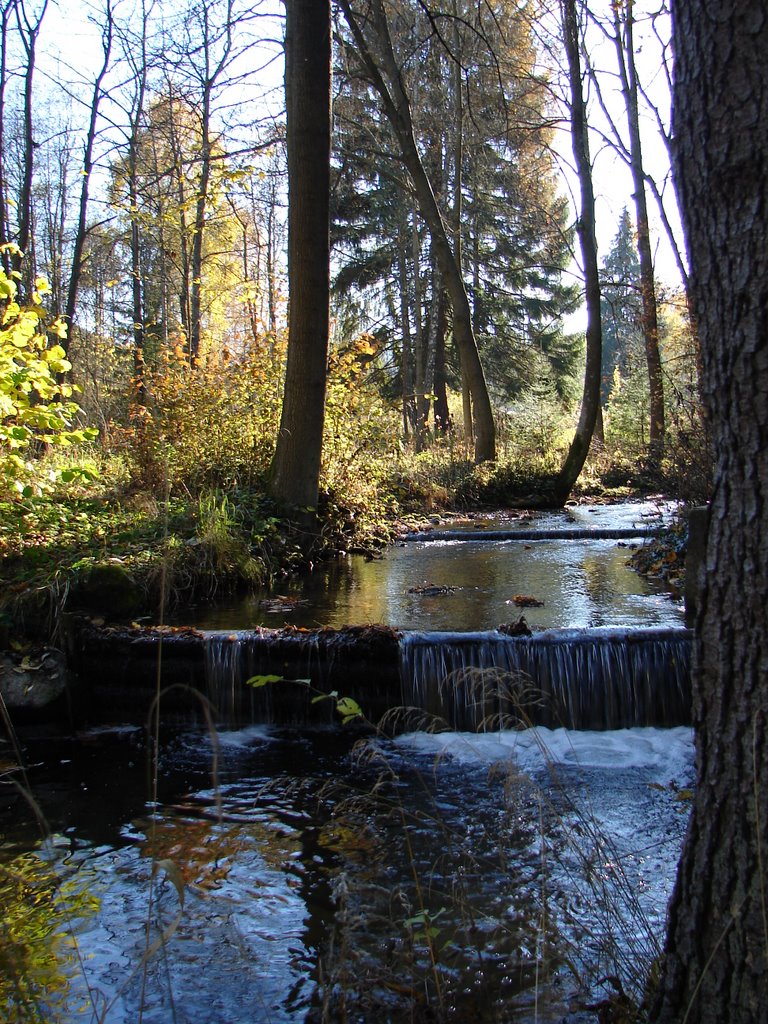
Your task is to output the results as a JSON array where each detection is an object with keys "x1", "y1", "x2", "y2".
[
  {"x1": 269, "y1": 0, "x2": 331, "y2": 510},
  {"x1": 610, "y1": 0, "x2": 665, "y2": 462},
  {"x1": 62, "y1": 0, "x2": 114, "y2": 349},
  {"x1": 551, "y1": 0, "x2": 602, "y2": 504},
  {"x1": 599, "y1": 207, "x2": 643, "y2": 403},
  {"x1": 9, "y1": 0, "x2": 49, "y2": 290},
  {"x1": 338, "y1": 0, "x2": 496, "y2": 462}
]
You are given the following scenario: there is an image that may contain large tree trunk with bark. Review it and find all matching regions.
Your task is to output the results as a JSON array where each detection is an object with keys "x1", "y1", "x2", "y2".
[
  {"x1": 650, "y1": 5, "x2": 768, "y2": 1022},
  {"x1": 269, "y1": 0, "x2": 331, "y2": 510}
]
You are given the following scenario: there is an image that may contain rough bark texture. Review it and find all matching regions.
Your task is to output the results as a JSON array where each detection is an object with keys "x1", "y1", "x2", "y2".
[
  {"x1": 269, "y1": 0, "x2": 331, "y2": 509},
  {"x1": 651, "y1": 4, "x2": 768, "y2": 1022}
]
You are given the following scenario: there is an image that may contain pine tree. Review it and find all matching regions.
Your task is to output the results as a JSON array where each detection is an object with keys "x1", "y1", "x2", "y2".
[
  {"x1": 333, "y1": 0, "x2": 577, "y2": 427},
  {"x1": 599, "y1": 208, "x2": 643, "y2": 402}
]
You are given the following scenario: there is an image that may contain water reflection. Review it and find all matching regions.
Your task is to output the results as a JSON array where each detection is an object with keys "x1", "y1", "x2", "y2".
[
  {"x1": 1, "y1": 723, "x2": 690, "y2": 1023},
  {"x1": 0, "y1": 844, "x2": 102, "y2": 1023},
  {"x1": 178, "y1": 538, "x2": 683, "y2": 633}
]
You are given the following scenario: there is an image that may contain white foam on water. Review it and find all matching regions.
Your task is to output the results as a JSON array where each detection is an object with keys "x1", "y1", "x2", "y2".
[
  {"x1": 211, "y1": 724, "x2": 275, "y2": 748},
  {"x1": 395, "y1": 725, "x2": 694, "y2": 780}
]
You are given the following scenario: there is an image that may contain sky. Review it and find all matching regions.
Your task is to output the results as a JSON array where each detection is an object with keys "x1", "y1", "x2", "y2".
[
  {"x1": 32, "y1": 0, "x2": 686, "y2": 297},
  {"x1": 543, "y1": 0, "x2": 686, "y2": 292}
]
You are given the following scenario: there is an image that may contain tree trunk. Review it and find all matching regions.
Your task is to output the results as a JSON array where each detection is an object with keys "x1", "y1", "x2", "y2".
[
  {"x1": 397, "y1": 216, "x2": 415, "y2": 435},
  {"x1": 166, "y1": 96, "x2": 193, "y2": 347},
  {"x1": 269, "y1": 0, "x2": 331, "y2": 511},
  {"x1": 415, "y1": 256, "x2": 441, "y2": 446},
  {"x1": 129, "y1": 141, "x2": 146, "y2": 400},
  {"x1": 188, "y1": 1, "x2": 231, "y2": 361},
  {"x1": 13, "y1": 0, "x2": 50, "y2": 291},
  {"x1": 0, "y1": 0, "x2": 13, "y2": 269},
  {"x1": 614, "y1": 0, "x2": 665, "y2": 465},
  {"x1": 63, "y1": 0, "x2": 113, "y2": 348},
  {"x1": 551, "y1": 0, "x2": 602, "y2": 505},
  {"x1": 339, "y1": 0, "x2": 496, "y2": 462},
  {"x1": 434, "y1": 289, "x2": 450, "y2": 432},
  {"x1": 650, "y1": 5, "x2": 768, "y2": 1022}
]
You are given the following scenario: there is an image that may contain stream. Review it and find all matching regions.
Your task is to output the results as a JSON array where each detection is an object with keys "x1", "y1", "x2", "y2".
[
  {"x1": 1, "y1": 723, "x2": 692, "y2": 1024},
  {"x1": 1, "y1": 502, "x2": 693, "y2": 1023},
  {"x1": 175, "y1": 500, "x2": 684, "y2": 633}
]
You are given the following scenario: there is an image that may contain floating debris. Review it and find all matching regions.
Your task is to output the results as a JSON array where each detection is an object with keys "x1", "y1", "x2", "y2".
[
  {"x1": 407, "y1": 583, "x2": 458, "y2": 597},
  {"x1": 508, "y1": 594, "x2": 544, "y2": 608},
  {"x1": 258, "y1": 595, "x2": 308, "y2": 614}
]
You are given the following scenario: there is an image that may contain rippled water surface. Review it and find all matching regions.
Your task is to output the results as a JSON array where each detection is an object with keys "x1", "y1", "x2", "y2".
[
  {"x1": 1, "y1": 723, "x2": 692, "y2": 1023},
  {"x1": 1, "y1": 502, "x2": 690, "y2": 1022}
]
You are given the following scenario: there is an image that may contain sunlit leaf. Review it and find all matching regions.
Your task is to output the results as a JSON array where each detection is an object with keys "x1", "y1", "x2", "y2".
[
  {"x1": 335, "y1": 696, "x2": 363, "y2": 723},
  {"x1": 244, "y1": 673, "x2": 285, "y2": 688}
]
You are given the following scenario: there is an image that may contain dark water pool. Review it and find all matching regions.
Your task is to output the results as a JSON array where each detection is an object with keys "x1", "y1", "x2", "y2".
[{"x1": 1, "y1": 722, "x2": 692, "y2": 1023}]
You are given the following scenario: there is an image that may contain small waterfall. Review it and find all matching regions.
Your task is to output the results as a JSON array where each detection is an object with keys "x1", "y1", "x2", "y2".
[
  {"x1": 205, "y1": 629, "x2": 325, "y2": 725},
  {"x1": 203, "y1": 626, "x2": 401, "y2": 727},
  {"x1": 399, "y1": 628, "x2": 692, "y2": 731},
  {"x1": 203, "y1": 627, "x2": 691, "y2": 730},
  {"x1": 204, "y1": 632, "x2": 247, "y2": 722}
]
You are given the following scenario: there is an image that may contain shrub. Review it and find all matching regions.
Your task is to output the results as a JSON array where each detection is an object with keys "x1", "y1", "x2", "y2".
[{"x1": 0, "y1": 253, "x2": 97, "y2": 500}]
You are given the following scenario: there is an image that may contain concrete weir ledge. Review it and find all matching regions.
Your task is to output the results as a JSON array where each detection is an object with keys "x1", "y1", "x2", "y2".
[
  {"x1": 403, "y1": 526, "x2": 666, "y2": 542},
  {"x1": 70, "y1": 621, "x2": 692, "y2": 732}
]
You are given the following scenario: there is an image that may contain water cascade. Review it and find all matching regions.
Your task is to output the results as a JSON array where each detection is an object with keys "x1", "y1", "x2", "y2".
[
  {"x1": 399, "y1": 627, "x2": 691, "y2": 731},
  {"x1": 200, "y1": 626, "x2": 692, "y2": 731},
  {"x1": 68, "y1": 503, "x2": 689, "y2": 730}
]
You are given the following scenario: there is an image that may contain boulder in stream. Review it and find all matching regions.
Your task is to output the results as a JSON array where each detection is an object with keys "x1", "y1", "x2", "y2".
[{"x1": 0, "y1": 647, "x2": 73, "y2": 720}]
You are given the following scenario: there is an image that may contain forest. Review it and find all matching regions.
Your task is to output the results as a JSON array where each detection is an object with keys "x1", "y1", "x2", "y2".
[
  {"x1": 2, "y1": 0, "x2": 768, "y2": 1022},
  {"x1": 0, "y1": 0, "x2": 707, "y2": 618}
]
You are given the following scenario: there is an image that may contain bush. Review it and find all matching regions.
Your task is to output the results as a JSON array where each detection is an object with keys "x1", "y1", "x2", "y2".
[
  {"x1": 0, "y1": 254, "x2": 97, "y2": 499},
  {"x1": 108, "y1": 340, "x2": 285, "y2": 493}
]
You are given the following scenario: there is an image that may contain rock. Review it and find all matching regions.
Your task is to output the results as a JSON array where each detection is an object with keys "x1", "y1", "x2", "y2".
[
  {"x1": 0, "y1": 648, "x2": 70, "y2": 716},
  {"x1": 69, "y1": 562, "x2": 145, "y2": 619},
  {"x1": 497, "y1": 616, "x2": 532, "y2": 636}
]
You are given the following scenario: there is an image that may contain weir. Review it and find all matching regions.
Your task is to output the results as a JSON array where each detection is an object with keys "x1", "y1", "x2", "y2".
[
  {"x1": 71, "y1": 621, "x2": 691, "y2": 730},
  {"x1": 399, "y1": 628, "x2": 691, "y2": 731},
  {"x1": 404, "y1": 526, "x2": 665, "y2": 542},
  {"x1": 201, "y1": 626, "x2": 691, "y2": 731}
]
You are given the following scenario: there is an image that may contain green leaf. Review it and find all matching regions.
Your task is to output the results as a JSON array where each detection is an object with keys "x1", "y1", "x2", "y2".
[
  {"x1": 335, "y1": 696, "x2": 363, "y2": 723},
  {"x1": 244, "y1": 673, "x2": 284, "y2": 689}
]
